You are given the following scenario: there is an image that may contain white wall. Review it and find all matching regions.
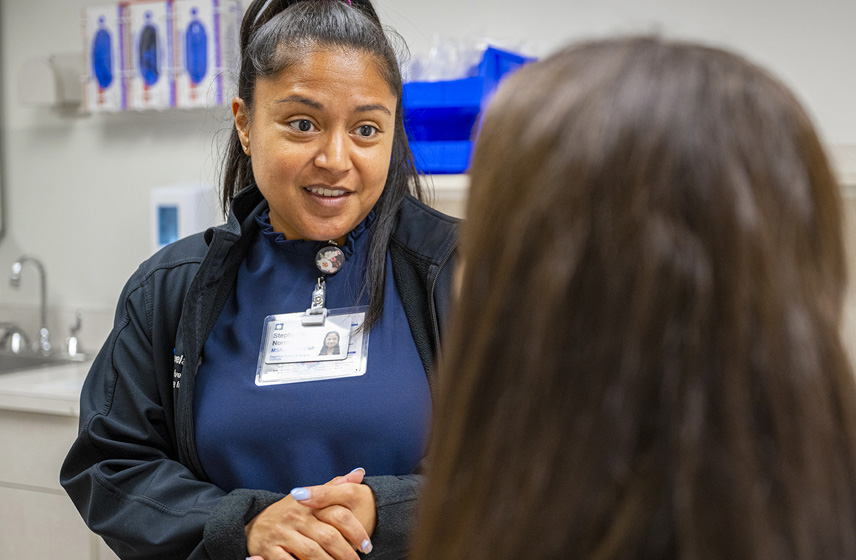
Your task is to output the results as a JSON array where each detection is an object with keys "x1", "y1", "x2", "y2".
[
  {"x1": 379, "y1": 0, "x2": 856, "y2": 147},
  {"x1": 1, "y1": 0, "x2": 855, "y2": 346}
]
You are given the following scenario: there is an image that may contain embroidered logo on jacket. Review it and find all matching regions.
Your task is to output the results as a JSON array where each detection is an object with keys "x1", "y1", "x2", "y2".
[{"x1": 173, "y1": 353, "x2": 185, "y2": 389}]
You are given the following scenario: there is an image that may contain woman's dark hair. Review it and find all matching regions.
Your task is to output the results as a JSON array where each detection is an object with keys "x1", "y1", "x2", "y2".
[
  {"x1": 411, "y1": 36, "x2": 856, "y2": 560},
  {"x1": 222, "y1": 0, "x2": 423, "y2": 329}
]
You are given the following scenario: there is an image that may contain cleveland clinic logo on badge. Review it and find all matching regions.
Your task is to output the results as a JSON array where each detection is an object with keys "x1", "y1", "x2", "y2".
[{"x1": 268, "y1": 323, "x2": 292, "y2": 358}]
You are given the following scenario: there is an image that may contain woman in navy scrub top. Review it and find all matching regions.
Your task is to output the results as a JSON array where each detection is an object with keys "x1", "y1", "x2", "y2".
[{"x1": 60, "y1": 2, "x2": 458, "y2": 559}]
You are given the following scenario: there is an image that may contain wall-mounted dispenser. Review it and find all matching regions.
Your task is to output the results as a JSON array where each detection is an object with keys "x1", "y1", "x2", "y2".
[
  {"x1": 128, "y1": 1, "x2": 175, "y2": 110},
  {"x1": 150, "y1": 183, "x2": 221, "y2": 254},
  {"x1": 173, "y1": 0, "x2": 241, "y2": 109},
  {"x1": 84, "y1": 5, "x2": 125, "y2": 112},
  {"x1": 78, "y1": 1, "x2": 241, "y2": 112}
]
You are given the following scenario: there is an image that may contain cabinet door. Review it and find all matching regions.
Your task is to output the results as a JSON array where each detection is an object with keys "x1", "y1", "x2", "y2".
[
  {"x1": 0, "y1": 486, "x2": 92, "y2": 560},
  {"x1": 0, "y1": 409, "x2": 79, "y2": 490},
  {"x1": 0, "y1": 409, "x2": 117, "y2": 559}
]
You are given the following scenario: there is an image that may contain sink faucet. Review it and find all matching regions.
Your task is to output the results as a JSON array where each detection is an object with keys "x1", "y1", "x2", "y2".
[
  {"x1": 9, "y1": 255, "x2": 50, "y2": 354},
  {"x1": 65, "y1": 310, "x2": 86, "y2": 359},
  {"x1": 0, "y1": 322, "x2": 30, "y2": 354}
]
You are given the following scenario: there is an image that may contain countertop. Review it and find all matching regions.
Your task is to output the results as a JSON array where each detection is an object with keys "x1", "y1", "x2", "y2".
[{"x1": 0, "y1": 360, "x2": 92, "y2": 417}]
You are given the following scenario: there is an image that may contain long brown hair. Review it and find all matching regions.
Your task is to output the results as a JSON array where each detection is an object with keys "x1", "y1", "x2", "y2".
[{"x1": 411, "y1": 36, "x2": 856, "y2": 559}]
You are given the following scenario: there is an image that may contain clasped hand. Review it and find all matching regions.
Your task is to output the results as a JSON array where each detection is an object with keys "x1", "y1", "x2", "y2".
[{"x1": 245, "y1": 468, "x2": 377, "y2": 560}]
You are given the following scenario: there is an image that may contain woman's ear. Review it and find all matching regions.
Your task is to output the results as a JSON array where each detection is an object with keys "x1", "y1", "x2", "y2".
[{"x1": 232, "y1": 96, "x2": 251, "y2": 155}]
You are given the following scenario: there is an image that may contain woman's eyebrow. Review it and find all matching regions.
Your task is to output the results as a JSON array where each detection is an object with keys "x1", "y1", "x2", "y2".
[
  {"x1": 275, "y1": 94, "x2": 323, "y2": 109},
  {"x1": 356, "y1": 103, "x2": 392, "y2": 116},
  {"x1": 274, "y1": 96, "x2": 391, "y2": 116}
]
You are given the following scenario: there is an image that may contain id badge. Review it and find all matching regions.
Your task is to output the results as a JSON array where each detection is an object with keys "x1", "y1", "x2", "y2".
[{"x1": 255, "y1": 306, "x2": 369, "y2": 386}]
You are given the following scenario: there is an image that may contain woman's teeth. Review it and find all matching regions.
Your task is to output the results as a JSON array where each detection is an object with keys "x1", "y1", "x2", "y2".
[{"x1": 307, "y1": 186, "x2": 346, "y2": 197}]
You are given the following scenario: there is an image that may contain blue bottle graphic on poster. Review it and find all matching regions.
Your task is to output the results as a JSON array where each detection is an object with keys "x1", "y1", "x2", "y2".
[
  {"x1": 139, "y1": 11, "x2": 160, "y2": 94},
  {"x1": 185, "y1": 7, "x2": 208, "y2": 99},
  {"x1": 91, "y1": 16, "x2": 113, "y2": 102}
]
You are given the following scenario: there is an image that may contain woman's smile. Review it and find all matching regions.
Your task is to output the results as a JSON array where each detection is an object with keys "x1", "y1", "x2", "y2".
[{"x1": 305, "y1": 185, "x2": 349, "y2": 198}]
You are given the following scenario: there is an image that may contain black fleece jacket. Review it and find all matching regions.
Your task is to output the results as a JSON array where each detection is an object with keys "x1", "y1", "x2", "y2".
[{"x1": 60, "y1": 185, "x2": 458, "y2": 560}]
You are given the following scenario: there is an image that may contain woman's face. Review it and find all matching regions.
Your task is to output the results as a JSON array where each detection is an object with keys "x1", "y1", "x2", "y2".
[
  {"x1": 233, "y1": 48, "x2": 396, "y2": 244},
  {"x1": 325, "y1": 332, "x2": 339, "y2": 347}
]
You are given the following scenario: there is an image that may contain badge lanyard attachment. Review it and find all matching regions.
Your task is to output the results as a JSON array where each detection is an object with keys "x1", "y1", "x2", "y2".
[{"x1": 302, "y1": 241, "x2": 345, "y2": 326}]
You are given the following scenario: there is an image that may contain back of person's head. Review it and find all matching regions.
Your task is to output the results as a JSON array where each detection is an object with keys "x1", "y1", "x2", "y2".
[{"x1": 411, "y1": 36, "x2": 856, "y2": 560}]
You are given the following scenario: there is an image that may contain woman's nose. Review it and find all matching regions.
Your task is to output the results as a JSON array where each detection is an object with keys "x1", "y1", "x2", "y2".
[{"x1": 314, "y1": 131, "x2": 352, "y2": 173}]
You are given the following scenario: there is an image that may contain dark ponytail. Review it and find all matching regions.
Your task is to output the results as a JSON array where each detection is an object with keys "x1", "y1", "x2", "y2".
[{"x1": 221, "y1": 0, "x2": 424, "y2": 330}]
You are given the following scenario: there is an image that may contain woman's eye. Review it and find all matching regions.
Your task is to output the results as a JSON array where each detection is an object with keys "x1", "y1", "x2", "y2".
[
  {"x1": 289, "y1": 119, "x2": 315, "y2": 132},
  {"x1": 356, "y1": 125, "x2": 378, "y2": 138}
]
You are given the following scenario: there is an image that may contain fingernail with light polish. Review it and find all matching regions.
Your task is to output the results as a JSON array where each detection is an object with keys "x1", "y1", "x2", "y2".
[
  {"x1": 361, "y1": 539, "x2": 373, "y2": 554},
  {"x1": 350, "y1": 467, "x2": 365, "y2": 475},
  {"x1": 290, "y1": 487, "x2": 311, "y2": 501}
]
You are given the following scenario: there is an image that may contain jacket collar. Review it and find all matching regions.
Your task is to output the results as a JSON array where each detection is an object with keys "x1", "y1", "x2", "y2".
[
  {"x1": 204, "y1": 185, "x2": 267, "y2": 245},
  {"x1": 392, "y1": 195, "x2": 459, "y2": 266},
  {"x1": 203, "y1": 186, "x2": 460, "y2": 263}
]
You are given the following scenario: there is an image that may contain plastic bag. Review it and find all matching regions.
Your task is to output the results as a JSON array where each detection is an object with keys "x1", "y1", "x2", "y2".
[{"x1": 407, "y1": 34, "x2": 530, "y2": 83}]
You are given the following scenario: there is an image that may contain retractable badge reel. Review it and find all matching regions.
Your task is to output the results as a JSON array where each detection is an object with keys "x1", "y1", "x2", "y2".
[{"x1": 302, "y1": 242, "x2": 345, "y2": 326}]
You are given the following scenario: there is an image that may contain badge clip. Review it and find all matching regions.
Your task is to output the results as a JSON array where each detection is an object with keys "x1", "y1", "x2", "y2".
[{"x1": 302, "y1": 277, "x2": 328, "y2": 326}]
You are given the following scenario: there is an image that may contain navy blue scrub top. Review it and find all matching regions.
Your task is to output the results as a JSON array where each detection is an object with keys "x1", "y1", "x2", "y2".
[{"x1": 194, "y1": 211, "x2": 431, "y2": 492}]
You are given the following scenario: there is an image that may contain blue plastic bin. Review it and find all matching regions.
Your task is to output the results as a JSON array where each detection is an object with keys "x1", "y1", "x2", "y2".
[{"x1": 403, "y1": 47, "x2": 535, "y2": 174}]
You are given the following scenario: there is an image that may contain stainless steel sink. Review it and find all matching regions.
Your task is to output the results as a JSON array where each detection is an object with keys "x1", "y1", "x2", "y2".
[{"x1": 0, "y1": 352, "x2": 75, "y2": 374}]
